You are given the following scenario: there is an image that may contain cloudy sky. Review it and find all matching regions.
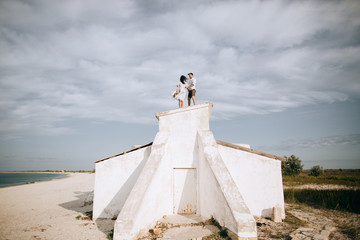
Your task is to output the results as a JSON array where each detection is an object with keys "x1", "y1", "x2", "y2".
[{"x1": 0, "y1": 0, "x2": 359, "y2": 171}]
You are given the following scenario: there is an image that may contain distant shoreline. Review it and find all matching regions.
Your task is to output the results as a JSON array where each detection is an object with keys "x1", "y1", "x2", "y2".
[
  {"x1": 0, "y1": 172, "x2": 73, "y2": 189},
  {"x1": 0, "y1": 171, "x2": 94, "y2": 189}
]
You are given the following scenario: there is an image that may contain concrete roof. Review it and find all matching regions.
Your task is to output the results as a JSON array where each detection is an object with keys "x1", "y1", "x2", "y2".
[
  {"x1": 94, "y1": 142, "x2": 153, "y2": 163},
  {"x1": 95, "y1": 139, "x2": 285, "y2": 163}
]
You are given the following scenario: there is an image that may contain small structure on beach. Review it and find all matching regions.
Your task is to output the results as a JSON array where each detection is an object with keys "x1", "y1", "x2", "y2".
[{"x1": 93, "y1": 102, "x2": 285, "y2": 240}]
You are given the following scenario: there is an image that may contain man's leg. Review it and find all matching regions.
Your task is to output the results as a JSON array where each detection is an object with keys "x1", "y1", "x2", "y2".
[
  {"x1": 188, "y1": 90, "x2": 193, "y2": 106},
  {"x1": 192, "y1": 96, "x2": 196, "y2": 105}
]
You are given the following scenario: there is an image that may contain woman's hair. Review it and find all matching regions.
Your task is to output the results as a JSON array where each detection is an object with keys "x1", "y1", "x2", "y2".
[{"x1": 180, "y1": 75, "x2": 187, "y2": 84}]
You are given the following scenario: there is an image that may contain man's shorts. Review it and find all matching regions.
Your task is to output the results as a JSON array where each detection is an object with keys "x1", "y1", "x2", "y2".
[{"x1": 188, "y1": 89, "x2": 196, "y2": 98}]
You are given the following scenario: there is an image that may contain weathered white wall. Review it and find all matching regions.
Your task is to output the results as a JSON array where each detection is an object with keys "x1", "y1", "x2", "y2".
[
  {"x1": 218, "y1": 145, "x2": 285, "y2": 219},
  {"x1": 173, "y1": 168, "x2": 197, "y2": 214},
  {"x1": 93, "y1": 146, "x2": 151, "y2": 219},
  {"x1": 198, "y1": 130, "x2": 257, "y2": 238}
]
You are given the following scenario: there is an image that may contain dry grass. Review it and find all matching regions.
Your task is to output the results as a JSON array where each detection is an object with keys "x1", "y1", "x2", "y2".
[
  {"x1": 283, "y1": 169, "x2": 360, "y2": 214},
  {"x1": 284, "y1": 189, "x2": 360, "y2": 213},
  {"x1": 283, "y1": 169, "x2": 360, "y2": 187}
]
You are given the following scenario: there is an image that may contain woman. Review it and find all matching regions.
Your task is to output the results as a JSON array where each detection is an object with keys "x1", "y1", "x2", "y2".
[{"x1": 175, "y1": 75, "x2": 188, "y2": 108}]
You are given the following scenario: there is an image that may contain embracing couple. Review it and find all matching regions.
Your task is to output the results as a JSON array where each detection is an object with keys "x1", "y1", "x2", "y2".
[{"x1": 175, "y1": 72, "x2": 197, "y2": 108}]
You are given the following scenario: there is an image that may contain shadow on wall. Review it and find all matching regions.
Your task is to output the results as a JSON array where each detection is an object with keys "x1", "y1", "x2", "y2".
[
  {"x1": 173, "y1": 133, "x2": 199, "y2": 214},
  {"x1": 59, "y1": 149, "x2": 150, "y2": 236},
  {"x1": 99, "y1": 148, "x2": 150, "y2": 219},
  {"x1": 175, "y1": 168, "x2": 197, "y2": 214}
]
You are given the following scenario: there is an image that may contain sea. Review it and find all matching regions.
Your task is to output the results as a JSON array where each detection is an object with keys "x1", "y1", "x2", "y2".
[{"x1": 0, "y1": 172, "x2": 67, "y2": 188}]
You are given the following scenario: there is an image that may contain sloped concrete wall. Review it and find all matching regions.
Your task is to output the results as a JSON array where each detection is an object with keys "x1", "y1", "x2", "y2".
[
  {"x1": 198, "y1": 130, "x2": 257, "y2": 239},
  {"x1": 93, "y1": 146, "x2": 151, "y2": 219},
  {"x1": 218, "y1": 145, "x2": 285, "y2": 219},
  {"x1": 114, "y1": 132, "x2": 173, "y2": 239}
]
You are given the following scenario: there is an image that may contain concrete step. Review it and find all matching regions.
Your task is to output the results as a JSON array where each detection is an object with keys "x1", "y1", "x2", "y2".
[
  {"x1": 158, "y1": 214, "x2": 207, "y2": 225},
  {"x1": 138, "y1": 214, "x2": 221, "y2": 240},
  {"x1": 159, "y1": 225, "x2": 218, "y2": 240}
]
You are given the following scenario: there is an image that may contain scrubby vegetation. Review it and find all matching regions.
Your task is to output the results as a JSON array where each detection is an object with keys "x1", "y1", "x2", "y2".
[
  {"x1": 283, "y1": 169, "x2": 360, "y2": 186},
  {"x1": 283, "y1": 169, "x2": 360, "y2": 214},
  {"x1": 309, "y1": 165, "x2": 323, "y2": 177},
  {"x1": 284, "y1": 189, "x2": 360, "y2": 213},
  {"x1": 206, "y1": 217, "x2": 230, "y2": 239},
  {"x1": 85, "y1": 211, "x2": 93, "y2": 220},
  {"x1": 283, "y1": 210, "x2": 306, "y2": 228},
  {"x1": 107, "y1": 229, "x2": 114, "y2": 240}
]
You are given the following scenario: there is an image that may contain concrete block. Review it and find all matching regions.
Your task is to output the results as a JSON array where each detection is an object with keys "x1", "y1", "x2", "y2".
[{"x1": 272, "y1": 205, "x2": 282, "y2": 222}]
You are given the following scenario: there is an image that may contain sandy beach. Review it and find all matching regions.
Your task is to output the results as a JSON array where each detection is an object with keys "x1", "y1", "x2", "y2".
[{"x1": 0, "y1": 173, "x2": 114, "y2": 240}]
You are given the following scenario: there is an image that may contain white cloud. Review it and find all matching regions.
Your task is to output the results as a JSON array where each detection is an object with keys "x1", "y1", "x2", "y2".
[
  {"x1": 280, "y1": 134, "x2": 360, "y2": 149},
  {"x1": 0, "y1": 0, "x2": 359, "y2": 137}
]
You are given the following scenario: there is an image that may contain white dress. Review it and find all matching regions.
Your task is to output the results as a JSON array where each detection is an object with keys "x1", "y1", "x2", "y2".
[{"x1": 176, "y1": 82, "x2": 187, "y2": 101}]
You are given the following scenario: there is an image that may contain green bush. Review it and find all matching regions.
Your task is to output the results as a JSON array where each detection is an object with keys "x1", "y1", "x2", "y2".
[
  {"x1": 282, "y1": 155, "x2": 303, "y2": 176},
  {"x1": 107, "y1": 229, "x2": 114, "y2": 240},
  {"x1": 85, "y1": 211, "x2": 93, "y2": 220},
  {"x1": 309, "y1": 165, "x2": 323, "y2": 177}
]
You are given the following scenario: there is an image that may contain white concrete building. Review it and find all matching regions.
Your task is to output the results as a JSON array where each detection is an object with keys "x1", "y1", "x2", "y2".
[{"x1": 93, "y1": 102, "x2": 285, "y2": 240}]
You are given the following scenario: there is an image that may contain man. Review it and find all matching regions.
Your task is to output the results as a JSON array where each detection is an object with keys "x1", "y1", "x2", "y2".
[{"x1": 186, "y1": 72, "x2": 196, "y2": 106}]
